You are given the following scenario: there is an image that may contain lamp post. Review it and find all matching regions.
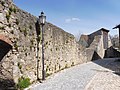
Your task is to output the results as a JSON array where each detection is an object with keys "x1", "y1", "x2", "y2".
[{"x1": 39, "y1": 12, "x2": 46, "y2": 80}]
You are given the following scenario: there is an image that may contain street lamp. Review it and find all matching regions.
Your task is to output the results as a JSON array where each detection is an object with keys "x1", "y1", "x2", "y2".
[
  {"x1": 39, "y1": 12, "x2": 46, "y2": 80},
  {"x1": 39, "y1": 12, "x2": 46, "y2": 25}
]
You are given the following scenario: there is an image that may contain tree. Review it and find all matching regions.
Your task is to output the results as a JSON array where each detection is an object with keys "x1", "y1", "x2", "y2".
[{"x1": 110, "y1": 34, "x2": 119, "y2": 48}]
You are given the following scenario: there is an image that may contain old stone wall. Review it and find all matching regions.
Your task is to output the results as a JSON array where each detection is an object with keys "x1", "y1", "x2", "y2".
[
  {"x1": 43, "y1": 23, "x2": 85, "y2": 76},
  {"x1": 0, "y1": 0, "x2": 38, "y2": 88},
  {"x1": 0, "y1": 0, "x2": 86, "y2": 88}
]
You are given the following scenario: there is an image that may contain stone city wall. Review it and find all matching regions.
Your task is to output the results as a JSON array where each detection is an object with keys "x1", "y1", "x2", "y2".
[{"x1": 0, "y1": 0, "x2": 86, "y2": 88}]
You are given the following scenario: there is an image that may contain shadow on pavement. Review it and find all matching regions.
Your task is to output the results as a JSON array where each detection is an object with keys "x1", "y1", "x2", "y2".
[
  {"x1": 92, "y1": 58, "x2": 120, "y2": 76},
  {"x1": 91, "y1": 46, "x2": 120, "y2": 76}
]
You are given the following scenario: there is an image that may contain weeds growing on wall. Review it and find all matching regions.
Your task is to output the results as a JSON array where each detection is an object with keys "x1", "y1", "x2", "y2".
[{"x1": 17, "y1": 76, "x2": 31, "y2": 90}]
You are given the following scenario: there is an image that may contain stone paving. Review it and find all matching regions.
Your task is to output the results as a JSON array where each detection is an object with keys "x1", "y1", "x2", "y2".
[
  {"x1": 27, "y1": 58, "x2": 120, "y2": 90},
  {"x1": 85, "y1": 72, "x2": 120, "y2": 90},
  {"x1": 85, "y1": 58, "x2": 120, "y2": 90}
]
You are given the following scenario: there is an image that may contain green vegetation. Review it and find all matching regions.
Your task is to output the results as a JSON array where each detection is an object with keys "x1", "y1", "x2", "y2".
[
  {"x1": 17, "y1": 76, "x2": 31, "y2": 90},
  {"x1": 30, "y1": 39, "x2": 34, "y2": 45},
  {"x1": 66, "y1": 40, "x2": 69, "y2": 43},
  {"x1": 1, "y1": 1, "x2": 5, "y2": 6},
  {"x1": 65, "y1": 64, "x2": 68, "y2": 68},
  {"x1": 56, "y1": 47, "x2": 58, "y2": 51},
  {"x1": 46, "y1": 66, "x2": 49, "y2": 72},
  {"x1": 37, "y1": 35, "x2": 41, "y2": 42},
  {"x1": 13, "y1": 7, "x2": 17, "y2": 13},
  {"x1": 8, "y1": 10, "x2": 11, "y2": 15},
  {"x1": 45, "y1": 41, "x2": 48, "y2": 45},
  {"x1": 29, "y1": 25, "x2": 32, "y2": 29},
  {"x1": 45, "y1": 72, "x2": 52, "y2": 78},
  {"x1": 45, "y1": 66, "x2": 52, "y2": 77},
  {"x1": 23, "y1": 47, "x2": 27, "y2": 52},
  {"x1": 8, "y1": 24, "x2": 11, "y2": 28},
  {"x1": 9, "y1": 7, "x2": 13, "y2": 12},
  {"x1": 30, "y1": 45, "x2": 32, "y2": 51},
  {"x1": 25, "y1": 53, "x2": 27, "y2": 56},
  {"x1": 10, "y1": 30, "x2": 14, "y2": 34},
  {"x1": 23, "y1": 28, "x2": 28, "y2": 36},
  {"x1": 18, "y1": 27, "x2": 21, "y2": 32},
  {"x1": 69, "y1": 36, "x2": 74, "y2": 39},
  {"x1": 49, "y1": 68, "x2": 51, "y2": 71},
  {"x1": 71, "y1": 62, "x2": 75, "y2": 66},
  {"x1": 0, "y1": 26, "x2": 4, "y2": 30},
  {"x1": 6, "y1": 7, "x2": 17, "y2": 22},
  {"x1": 8, "y1": 7, "x2": 13, "y2": 16},
  {"x1": 17, "y1": 62, "x2": 23, "y2": 74},
  {"x1": 54, "y1": 65, "x2": 56, "y2": 71},
  {"x1": 16, "y1": 19, "x2": 19, "y2": 25},
  {"x1": 61, "y1": 68, "x2": 64, "y2": 70},
  {"x1": 14, "y1": 41, "x2": 18, "y2": 51},
  {"x1": 9, "y1": 6, "x2": 17, "y2": 13},
  {"x1": 18, "y1": 62, "x2": 22, "y2": 69},
  {"x1": 6, "y1": 13, "x2": 10, "y2": 22},
  {"x1": 59, "y1": 64, "x2": 61, "y2": 70}
]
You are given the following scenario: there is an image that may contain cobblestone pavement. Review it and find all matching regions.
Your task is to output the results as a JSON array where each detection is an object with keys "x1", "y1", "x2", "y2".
[
  {"x1": 85, "y1": 72, "x2": 120, "y2": 90},
  {"x1": 27, "y1": 58, "x2": 120, "y2": 90},
  {"x1": 85, "y1": 58, "x2": 120, "y2": 90}
]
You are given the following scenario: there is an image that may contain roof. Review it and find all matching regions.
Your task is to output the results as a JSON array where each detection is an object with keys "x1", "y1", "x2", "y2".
[
  {"x1": 113, "y1": 24, "x2": 120, "y2": 29},
  {"x1": 100, "y1": 28, "x2": 109, "y2": 32}
]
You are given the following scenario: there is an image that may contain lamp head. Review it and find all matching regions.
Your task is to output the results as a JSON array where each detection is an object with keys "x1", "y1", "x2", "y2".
[{"x1": 39, "y1": 12, "x2": 46, "y2": 25}]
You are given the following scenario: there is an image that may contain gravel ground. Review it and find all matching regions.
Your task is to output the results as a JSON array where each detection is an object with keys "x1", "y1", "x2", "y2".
[{"x1": 28, "y1": 58, "x2": 120, "y2": 90}]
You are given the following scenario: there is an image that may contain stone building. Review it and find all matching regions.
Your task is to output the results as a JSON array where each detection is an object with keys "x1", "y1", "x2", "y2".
[{"x1": 79, "y1": 28, "x2": 112, "y2": 61}]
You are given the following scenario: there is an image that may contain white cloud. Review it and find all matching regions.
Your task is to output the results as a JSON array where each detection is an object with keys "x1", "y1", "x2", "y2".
[
  {"x1": 72, "y1": 18, "x2": 80, "y2": 21},
  {"x1": 65, "y1": 19, "x2": 71, "y2": 23},
  {"x1": 65, "y1": 17, "x2": 80, "y2": 23}
]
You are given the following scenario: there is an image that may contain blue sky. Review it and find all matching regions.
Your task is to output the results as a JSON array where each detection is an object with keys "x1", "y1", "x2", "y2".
[{"x1": 13, "y1": 0, "x2": 120, "y2": 36}]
